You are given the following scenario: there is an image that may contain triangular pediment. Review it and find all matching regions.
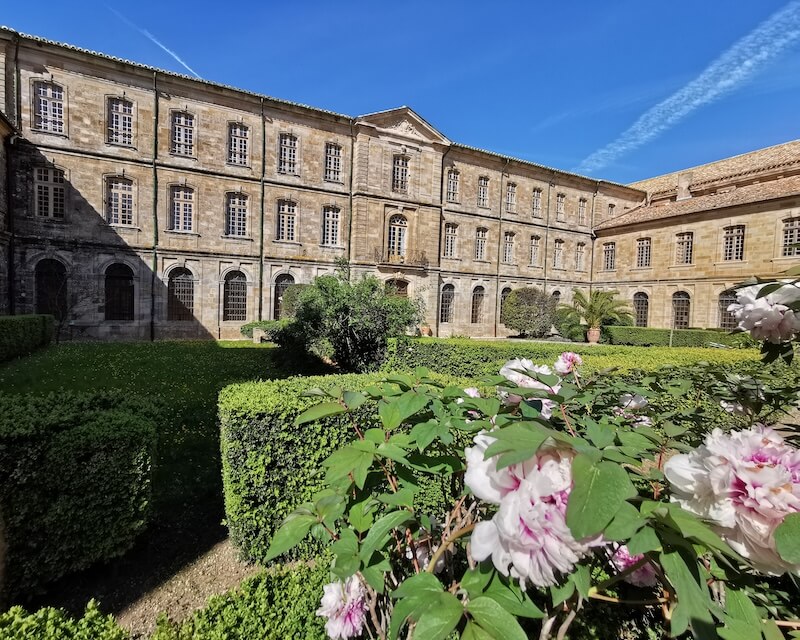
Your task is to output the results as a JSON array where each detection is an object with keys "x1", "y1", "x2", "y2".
[{"x1": 356, "y1": 107, "x2": 450, "y2": 144}]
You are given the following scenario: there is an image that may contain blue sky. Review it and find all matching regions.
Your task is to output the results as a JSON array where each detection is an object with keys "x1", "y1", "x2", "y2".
[{"x1": 3, "y1": 1, "x2": 799, "y2": 183}]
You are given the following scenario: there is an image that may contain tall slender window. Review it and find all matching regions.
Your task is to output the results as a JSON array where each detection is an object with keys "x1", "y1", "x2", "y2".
[
  {"x1": 633, "y1": 292, "x2": 649, "y2": 327},
  {"x1": 783, "y1": 218, "x2": 800, "y2": 256},
  {"x1": 223, "y1": 271, "x2": 247, "y2": 321},
  {"x1": 226, "y1": 193, "x2": 248, "y2": 237},
  {"x1": 170, "y1": 186, "x2": 194, "y2": 232},
  {"x1": 475, "y1": 227, "x2": 487, "y2": 260},
  {"x1": 672, "y1": 292, "x2": 691, "y2": 329},
  {"x1": 277, "y1": 200, "x2": 297, "y2": 241},
  {"x1": 578, "y1": 198, "x2": 587, "y2": 225},
  {"x1": 477, "y1": 177, "x2": 489, "y2": 208},
  {"x1": 529, "y1": 235, "x2": 540, "y2": 265},
  {"x1": 106, "y1": 176, "x2": 134, "y2": 225},
  {"x1": 556, "y1": 193, "x2": 566, "y2": 221},
  {"x1": 446, "y1": 170, "x2": 459, "y2": 202},
  {"x1": 278, "y1": 133, "x2": 298, "y2": 174},
  {"x1": 35, "y1": 167, "x2": 66, "y2": 219},
  {"x1": 170, "y1": 111, "x2": 194, "y2": 156},
  {"x1": 33, "y1": 81, "x2": 65, "y2": 133},
  {"x1": 440, "y1": 284, "x2": 454, "y2": 323},
  {"x1": 676, "y1": 232, "x2": 694, "y2": 265},
  {"x1": 532, "y1": 188, "x2": 542, "y2": 218},
  {"x1": 723, "y1": 225, "x2": 745, "y2": 261},
  {"x1": 167, "y1": 268, "x2": 194, "y2": 321},
  {"x1": 718, "y1": 290, "x2": 738, "y2": 330},
  {"x1": 471, "y1": 286, "x2": 485, "y2": 323},
  {"x1": 105, "y1": 263, "x2": 134, "y2": 321},
  {"x1": 443, "y1": 223, "x2": 458, "y2": 258},
  {"x1": 227, "y1": 123, "x2": 249, "y2": 165},
  {"x1": 392, "y1": 155, "x2": 409, "y2": 192},
  {"x1": 608, "y1": 203, "x2": 616, "y2": 217},
  {"x1": 324, "y1": 143, "x2": 342, "y2": 182},
  {"x1": 35, "y1": 259, "x2": 67, "y2": 320},
  {"x1": 637, "y1": 238, "x2": 651, "y2": 268},
  {"x1": 505, "y1": 183, "x2": 517, "y2": 213},
  {"x1": 107, "y1": 97, "x2": 133, "y2": 145},
  {"x1": 322, "y1": 206, "x2": 340, "y2": 246},
  {"x1": 553, "y1": 239, "x2": 564, "y2": 269},
  {"x1": 388, "y1": 214, "x2": 407, "y2": 258},
  {"x1": 603, "y1": 242, "x2": 616, "y2": 271},
  {"x1": 502, "y1": 232, "x2": 515, "y2": 264},
  {"x1": 575, "y1": 242, "x2": 585, "y2": 271},
  {"x1": 274, "y1": 273, "x2": 295, "y2": 320}
]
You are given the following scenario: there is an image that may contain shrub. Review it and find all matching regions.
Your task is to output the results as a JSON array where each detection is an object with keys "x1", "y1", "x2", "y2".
[
  {"x1": 0, "y1": 391, "x2": 159, "y2": 600},
  {"x1": 239, "y1": 319, "x2": 288, "y2": 341},
  {"x1": 605, "y1": 325, "x2": 757, "y2": 347},
  {"x1": 500, "y1": 287, "x2": 557, "y2": 337},
  {"x1": 151, "y1": 562, "x2": 328, "y2": 640},
  {"x1": 0, "y1": 315, "x2": 53, "y2": 362},
  {"x1": 0, "y1": 600, "x2": 128, "y2": 640}
]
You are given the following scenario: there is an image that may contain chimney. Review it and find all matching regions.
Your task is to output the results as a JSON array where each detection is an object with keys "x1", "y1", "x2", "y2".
[{"x1": 676, "y1": 172, "x2": 692, "y2": 201}]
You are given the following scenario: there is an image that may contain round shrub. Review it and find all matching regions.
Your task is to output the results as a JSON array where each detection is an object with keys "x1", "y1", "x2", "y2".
[{"x1": 0, "y1": 600, "x2": 128, "y2": 640}]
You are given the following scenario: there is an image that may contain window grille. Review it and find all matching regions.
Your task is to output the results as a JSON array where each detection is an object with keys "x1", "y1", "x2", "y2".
[
  {"x1": 226, "y1": 193, "x2": 248, "y2": 236},
  {"x1": 529, "y1": 235, "x2": 540, "y2": 265},
  {"x1": 171, "y1": 112, "x2": 194, "y2": 156},
  {"x1": 279, "y1": 133, "x2": 298, "y2": 174},
  {"x1": 676, "y1": 232, "x2": 694, "y2": 264},
  {"x1": 505, "y1": 183, "x2": 517, "y2": 213},
  {"x1": 107, "y1": 98, "x2": 133, "y2": 145},
  {"x1": 170, "y1": 186, "x2": 194, "y2": 231},
  {"x1": 228, "y1": 123, "x2": 249, "y2": 165},
  {"x1": 672, "y1": 292, "x2": 691, "y2": 329},
  {"x1": 392, "y1": 155, "x2": 409, "y2": 192},
  {"x1": 388, "y1": 214, "x2": 408, "y2": 258},
  {"x1": 478, "y1": 177, "x2": 489, "y2": 208},
  {"x1": 35, "y1": 167, "x2": 66, "y2": 219},
  {"x1": 723, "y1": 225, "x2": 745, "y2": 261},
  {"x1": 223, "y1": 271, "x2": 247, "y2": 321},
  {"x1": 322, "y1": 206, "x2": 340, "y2": 246},
  {"x1": 274, "y1": 273, "x2": 295, "y2": 320},
  {"x1": 553, "y1": 239, "x2": 564, "y2": 269},
  {"x1": 105, "y1": 263, "x2": 134, "y2": 321},
  {"x1": 502, "y1": 232, "x2": 515, "y2": 264},
  {"x1": 440, "y1": 284, "x2": 454, "y2": 323},
  {"x1": 277, "y1": 200, "x2": 297, "y2": 241},
  {"x1": 106, "y1": 177, "x2": 133, "y2": 225},
  {"x1": 603, "y1": 242, "x2": 616, "y2": 271},
  {"x1": 443, "y1": 223, "x2": 457, "y2": 258},
  {"x1": 718, "y1": 290, "x2": 738, "y2": 330},
  {"x1": 167, "y1": 268, "x2": 194, "y2": 321},
  {"x1": 33, "y1": 82, "x2": 65, "y2": 133},
  {"x1": 633, "y1": 292, "x2": 649, "y2": 327},
  {"x1": 471, "y1": 287, "x2": 485, "y2": 323},
  {"x1": 324, "y1": 143, "x2": 342, "y2": 182},
  {"x1": 446, "y1": 170, "x2": 459, "y2": 202},
  {"x1": 532, "y1": 188, "x2": 542, "y2": 217},
  {"x1": 637, "y1": 238, "x2": 651, "y2": 268},
  {"x1": 783, "y1": 218, "x2": 800, "y2": 257},
  {"x1": 475, "y1": 227, "x2": 487, "y2": 260}
]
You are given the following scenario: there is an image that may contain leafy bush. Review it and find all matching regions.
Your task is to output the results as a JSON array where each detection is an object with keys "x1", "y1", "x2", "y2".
[
  {"x1": 239, "y1": 319, "x2": 288, "y2": 341},
  {"x1": 151, "y1": 562, "x2": 328, "y2": 639},
  {"x1": 500, "y1": 287, "x2": 557, "y2": 337},
  {"x1": 0, "y1": 315, "x2": 53, "y2": 362},
  {"x1": 605, "y1": 325, "x2": 757, "y2": 347},
  {"x1": 0, "y1": 391, "x2": 159, "y2": 600},
  {"x1": 0, "y1": 600, "x2": 128, "y2": 640}
]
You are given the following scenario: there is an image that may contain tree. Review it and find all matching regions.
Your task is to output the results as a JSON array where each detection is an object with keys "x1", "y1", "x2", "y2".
[
  {"x1": 500, "y1": 287, "x2": 558, "y2": 338},
  {"x1": 560, "y1": 289, "x2": 632, "y2": 342}
]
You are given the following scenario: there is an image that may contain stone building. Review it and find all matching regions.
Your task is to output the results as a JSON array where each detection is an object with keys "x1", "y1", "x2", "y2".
[{"x1": 0, "y1": 27, "x2": 796, "y2": 340}]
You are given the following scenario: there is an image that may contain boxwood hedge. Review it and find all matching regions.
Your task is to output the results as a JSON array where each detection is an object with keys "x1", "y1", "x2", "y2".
[
  {"x1": 604, "y1": 325, "x2": 756, "y2": 348},
  {"x1": 0, "y1": 601, "x2": 128, "y2": 640},
  {"x1": 0, "y1": 391, "x2": 159, "y2": 601},
  {"x1": 0, "y1": 315, "x2": 53, "y2": 363}
]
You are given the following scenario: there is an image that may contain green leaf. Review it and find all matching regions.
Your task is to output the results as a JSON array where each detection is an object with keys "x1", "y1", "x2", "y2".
[
  {"x1": 481, "y1": 571, "x2": 544, "y2": 619},
  {"x1": 719, "y1": 619, "x2": 762, "y2": 640},
  {"x1": 460, "y1": 564, "x2": 493, "y2": 598},
  {"x1": 361, "y1": 555, "x2": 391, "y2": 593},
  {"x1": 725, "y1": 589, "x2": 760, "y2": 627},
  {"x1": 774, "y1": 512, "x2": 800, "y2": 564},
  {"x1": 349, "y1": 499, "x2": 376, "y2": 533},
  {"x1": 482, "y1": 423, "x2": 549, "y2": 470},
  {"x1": 410, "y1": 420, "x2": 448, "y2": 451},
  {"x1": 466, "y1": 597, "x2": 527, "y2": 640},
  {"x1": 392, "y1": 572, "x2": 443, "y2": 599},
  {"x1": 377, "y1": 442, "x2": 412, "y2": 465},
  {"x1": 762, "y1": 620, "x2": 786, "y2": 640},
  {"x1": 660, "y1": 505, "x2": 740, "y2": 559},
  {"x1": 660, "y1": 550, "x2": 716, "y2": 640},
  {"x1": 413, "y1": 592, "x2": 463, "y2": 640},
  {"x1": 550, "y1": 580, "x2": 575, "y2": 607},
  {"x1": 295, "y1": 400, "x2": 345, "y2": 426},
  {"x1": 389, "y1": 596, "x2": 433, "y2": 640},
  {"x1": 378, "y1": 486, "x2": 418, "y2": 508},
  {"x1": 359, "y1": 510, "x2": 414, "y2": 561},
  {"x1": 331, "y1": 529, "x2": 360, "y2": 579},
  {"x1": 570, "y1": 564, "x2": 591, "y2": 598},
  {"x1": 324, "y1": 446, "x2": 374, "y2": 489},
  {"x1": 566, "y1": 455, "x2": 637, "y2": 539},
  {"x1": 462, "y1": 621, "x2": 494, "y2": 640},
  {"x1": 604, "y1": 502, "x2": 646, "y2": 541},
  {"x1": 627, "y1": 526, "x2": 661, "y2": 555},
  {"x1": 586, "y1": 420, "x2": 616, "y2": 449},
  {"x1": 343, "y1": 390, "x2": 368, "y2": 410},
  {"x1": 264, "y1": 514, "x2": 315, "y2": 561},
  {"x1": 379, "y1": 391, "x2": 429, "y2": 430}
]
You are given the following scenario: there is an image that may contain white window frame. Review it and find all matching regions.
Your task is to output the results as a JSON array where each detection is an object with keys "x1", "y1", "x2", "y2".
[
  {"x1": 603, "y1": 242, "x2": 616, "y2": 271},
  {"x1": 392, "y1": 155, "x2": 409, "y2": 193},
  {"x1": 783, "y1": 218, "x2": 800, "y2": 257},
  {"x1": 322, "y1": 206, "x2": 340, "y2": 246},
  {"x1": 475, "y1": 227, "x2": 487, "y2": 260},
  {"x1": 34, "y1": 167, "x2": 66, "y2": 219},
  {"x1": 636, "y1": 238, "x2": 651, "y2": 268},
  {"x1": 107, "y1": 97, "x2": 133, "y2": 146},
  {"x1": 324, "y1": 143, "x2": 342, "y2": 182},
  {"x1": 575, "y1": 242, "x2": 585, "y2": 271},
  {"x1": 529, "y1": 235, "x2": 540, "y2": 265},
  {"x1": 277, "y1": 200, "x2": 297, "y2": 241},
  {"x1": 578, "y1": 198, "x2": 587, "y2": 225},
  {"x1": 477, "y1": 177, "x2": 489, "y2": 208},
  {"x1": 446, "y1": 170, "x2": 459, "y2": 203},
  {"x1": 33, "y1": 81, "x2": 65, "y2": 134},
  {"x1": 169, "y1": 186, "x2": 195, "y2": 232},
  {"x1": 502, "y1": 231, "x2": 515, "y2": 264},
  {"x1": 388, "y1": 214, "x2": 408, "y2": 258},
  {"x1": 170, "y1": 111, "x2": 195, "y2": 156},
  {"x1": 225, "y1": 192, "x2": 248, "y2": 237},
  {"x1": 556, "y1": 193, "x2": 566, "y2": 221},
  {"x1": 505, "y1": 183, "x2": 517, "y2": 213},
  {"x1": 532, "y1": 188, "x2": 542, "y2": 218},
  {"x1": 553, "y1": 239, "x2": 564, "y2": 269},
  {"x1": 278, "y1": 133, "x2": 298, "y2": 175},
  {"x1": 676, "y1": 232, "x2": 694, "y2": 265},
  {"x1": 443, "y1": 222, "x2": 458, "y2": 258},
  {"x1": 227, "y1": 123, "x2": 249, "y2": 166},
  {"x1": 722, "y1": 225, "x2": 745, "y2": 261},
  {"x1": 106, "y1": 176, "x2": 134, "y2": 226}
]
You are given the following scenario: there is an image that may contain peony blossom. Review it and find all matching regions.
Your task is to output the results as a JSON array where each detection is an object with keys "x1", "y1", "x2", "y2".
[
  {"x1": 610, "y1": 545, "x2": 658, "y2": 587},
  {"x1": 664, "y1": 426, "x2": 800, "y2": 574},
  {"x1": 554, "y1": 352, "x2": 583, "y2": 375},
  {"x1": 728, "y1": 282, "x2": 800, "y2": 344},
  {"x1": 612, "y1": 407, "x2": 652, "y2": 428},
  {"x1": 619, "y1": 393, "x2": 648, "y2": 411},
  {"x1": 720, "y1": 400, "x2": 752, "y2": 416},
  {"x1": 464, "y1": 387, "x2": 481, "y2": 398},
  {"x1": 316, "y1": 576, "x2": 368, "y2": 639},
  {"x1": 499, "y1": 359, "x2": 561, "y2": 418}
]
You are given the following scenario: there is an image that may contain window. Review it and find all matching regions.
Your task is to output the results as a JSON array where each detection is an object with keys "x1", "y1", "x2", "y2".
[
  {"x1": 223, "y1": 271, "x2": 247, "y2": 322},
  {"x1": 676, "y1": 232, "x2": 694, "y2": 265},
  {"x1": 529, "y1": 235, "x2": 540, "y2": 265},
  {"x1": 556, "y1": 193, "x2": 565, "y2": 221},
  {"x1": 277, "y1": 200, "x2": 297, "y2": 241},
  {"x1": 603, "y1": 242, "x2": 616, "y2": 271},
  {"x1": 551, "y1": 290, "x2": 561, "y2": 305},
  {"x1": 106, "y1": 176, "x2": 134, "y2": 225},
  {"x1": 278, "y1": 133, "x2": 298, "y2": 174},
  {"x1": 324, "y1": 143, "x2": 342, "y2": 182},
  {"x1": 169, "y1": 186, "x2": 194, "y2": 232},
  {"x1": 170, "y1": 111, "x2": 194, "y2": 156},
  {"x1": 387, "y1": 279, "x2": 408, "y2": 297},
  {"x1": 443, "y1": 222, "x2": 458, "y2": 258},
  {"x1": 672, "y1": 292, "x2": 691, "y2": 329},
  {"x1": 446, "y1": 170, "x2": 459, "y2": 203},
  {"x1": 478, "y1": 177, "x2": 489, "y2": 208},
  {"x1": 505, "y1": 183, "x2": 517, "y2": 213},
  {"x1": 718, "y1": 290, "x2": 738, "y2": 330},
  {"x1": 322, "y1": 206, "x2": 340, "y2": 246},
  {"x1": 105, "y1": 263, "x2": 134, "y2": 321},
  {"x1": 532, "y1": 188, "x2": 542, "y2": 218},
  {"x1": 227, "y1": 123, "x2": 249, "y2": 165},
  {"x1": 783, "y1": 218, "x2": 800, "y2": 257},
  {"x1": 35, "y1": 167, "x2": 66, "y2": 219},
  {"x1": 578, "y1": 198, "x2": 587, "y2": 225},
  {"x1": 500, "y1": 287, "x2": 512, "y2": 317},
  {"x1": 633, "y1": 292, "x2": 649, "y2": 327},
  {"x1": 636, "y1": 238, "x2": 651, "y2": 268},
  {"x1": 107, "y1": 97, "x2": 133, "y2": 146},
  {"x1": 35, "y1": 259, "x2": 67, "y2": 321},
  {"x1": 502, "y1": 232, "x2": 515, "y2": 264},
  {"x1": 608, "y1": 203, "x2": 616, "y2": 217},
  {"x1": 440, "y1": 284, "x2": 454, "y2": 323},
  {"x1": 388, "y1": 214, "x2": 407, "y2": 258},
  {"x1": 475, "y1": 227, "x2": 487, "y2": 261},
  {"x1": 392, "y1": 155, "x2": 409, "y2": 193},
  {"x1": 33, "y1": 81, "x2": 65, "y2": 134},
  {"x1": 274, "y1": 273, "x2": 295, "y2": 320},
  {"x1": 471, "y1": 286, "x2": 485, "y2": 323},
  {"x1": 553, "y1": 239, "x2": 564, "y2": 269},
  {"x1": 225, "y1": 193, "x2": 248, "y2": 237},
  {"x1": 723, "y1": 225, "x2": 745, "y2": 261},
  {"x1": 167, "y1": 268, "x2": 194, "y2": 321},
  {"x1": 576, "y1": 242, "x2": 585, "y2": 271}
]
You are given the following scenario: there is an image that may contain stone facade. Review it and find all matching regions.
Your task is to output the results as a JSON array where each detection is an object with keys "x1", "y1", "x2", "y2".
[{"x1": 0, "y1": 27, "x2": 797, "y2": 340}]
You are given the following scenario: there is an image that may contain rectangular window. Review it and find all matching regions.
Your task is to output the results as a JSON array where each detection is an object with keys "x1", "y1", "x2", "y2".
[
  {"x1": 226, "y1": 193, "x2": 248, "y2": 236},
  {"x1": 106, "y1": 177, "x2": 134, "y2": 225},
  {"x1": 783, "y1": 219, "x2": 800, "y2": 257},
  {"x1": 107, "y1": 98, "x2": 133, "y2": 146},
  {"x1": 170, "y1": 186, "x2": 194, "y2": 231},
  {"x1": 443, "y1": 223, "x2": 457, "y2": 258},
  {"x1": 502, "y1": 232, "x2": 515, "y2": 264},
  {"x1": 35, "y1": 167, "x2": 66, "y2": 218},
  {"x1": 478, "y1": 177, "x2": 489, "y2": 208},
  {"x1": 277, "y1": 200, "x2": 296, "y2": 241},
  {"x1": 556, "y1": 193, "x2": 565, "y2": 221},
  {"x1": 171, "y1": 112, "x2": 194, "y2": 156},
  {"x1": 392, "y1": 155, "x2": 409, "y2": 192},
  {"x1": 532, "y1": 188, "x2": 542, "y2": 218},
  {"x1": 676, "y1": 232, "x2": 694, "y2": 264},
  {"x1": 636, "y1": 238, "x2": 652, "y2": 268},
  {"x1": 475, "y1": 228, "x2": 487, "y2": 261},
  {"x1": 576, "y1": 243, "x2": 585, "y2": 271},
  {"x1": 723, "y1": 225, "x2": 745, "y2": 261},
  {"x1": 228, "y1": 123, "x2": 249, "y2": 165},
  {"x1": 33, "y1": 82, "x2": 65, "y2": 134},
  {"x1": 578, "y1": 198, "x2": 587, "y2": 225},
  {"x1": 608, "y1": 203, "x2": 616, "y2": 217},
  {"x1": 324, "y1": 143, "x2": 342, "y2": 182},
  {"x1": 529, "y1": 235, "x2": 540, "y2": 265},
  {"x1": 279, "y1": 133, "x2": 298, "y2": 174},
  {"x1": 553, "y1": 239, "x2": 564, "y2": 269},
  {"x1": 446, "y1": 170, "x2": 459, "y2": 203},
  {"x1": 603, "y1": 242, "x2": 616, "y2": 270},
  {"x1": 322, "y1": 206, "x2": 340, "y2": 246},
  {"x1": 505, "y1": 183, "x2": 517, "y2": 213}
]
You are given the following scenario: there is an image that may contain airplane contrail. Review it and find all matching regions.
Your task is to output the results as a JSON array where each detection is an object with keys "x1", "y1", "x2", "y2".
[
  {"x1": 106, "y1": 6, "x2": 202, "y2": 79},
  {"x1": 574, "y1": 1, "x2": 800, "y2": 174}
]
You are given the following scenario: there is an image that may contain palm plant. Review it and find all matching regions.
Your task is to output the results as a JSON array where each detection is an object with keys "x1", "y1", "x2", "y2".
[{"x1": 559, "y1": 289, "x2": 632, "y2": 343}]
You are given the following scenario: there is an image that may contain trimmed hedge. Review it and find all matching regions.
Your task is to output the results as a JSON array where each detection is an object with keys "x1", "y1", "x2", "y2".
[
  {"x1": 605, "y1": 325, "x2": 756, "y2": 348},
  {"x1": 0, "y1": 315, "x2": 53, "y2": 362},
  {"x1": 239, "y1": 319, "x2": 288, "y2": 341},
  {"x1": 0, "y1": 600, "x2": 128, "y2": 640},
  {"x1": 151, "y1": 561, "x2": 328, "y2": 639},
  {"x1": 0, "y1": 391, "x2": 159, "y2": 600}
]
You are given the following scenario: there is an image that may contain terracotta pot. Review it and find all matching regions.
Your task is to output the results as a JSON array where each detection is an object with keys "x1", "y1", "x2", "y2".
[
  {"x1": 586, "y1": 327, "x2": 601, "y2": 344},
  {"x1": 420, "y1": 325, "x2": 433, "y2": 337}
]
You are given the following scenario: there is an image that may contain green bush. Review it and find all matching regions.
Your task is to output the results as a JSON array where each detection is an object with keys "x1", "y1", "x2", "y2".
[
  {"x1": 0, "y1": 315, "x2": 53, "y2": 362},
  {"x1": 605, "y1": 325, "x2": 757, "y2": 347},
  {"x1": 239, "y1": 319, "x2": 288, "y2": 340},
  {"x1": 0, "y1": 600, "x2": 128, "y2": 640},
  {"x1": 500, "y1": 287, "x2": 557, "y2": 337},
  {"x1": 151, "y1": 562, "x2": 328, "y2": 640},
  {"x1": 0, "y1": 391, "x2": 159, "y2": 600}
]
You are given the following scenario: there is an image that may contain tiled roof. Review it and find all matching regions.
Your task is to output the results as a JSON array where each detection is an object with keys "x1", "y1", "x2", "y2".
[{"x1": 595, "y1": 174, "x2": 800, "y2": 231}]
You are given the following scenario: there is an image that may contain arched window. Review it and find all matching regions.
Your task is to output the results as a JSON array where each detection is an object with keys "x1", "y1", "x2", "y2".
[
  {"x1": 223, "y1": 271, "x2": 247, "y2": 322},
  {"x1": 35, "y1": 259, "x2": 68, "y2": 321},
  {"x1": 388, "y1": 214, "x2": 407, "y2": 259},
  {"x1": 105, "y1": 263, "x2": 134, "y2": 321},
  {"x1": 440, "y1": 284, "x2": 455, "y2": 323},
  {"x1": 274, "y1": 273, "x2": 295, "y2": 320},
  {"x1": 471, "y1": 286, "x2": 485, "y2": 324},
  {"x1": 672, "y1": 292, "x2": 691, "y2": 330},
  {"x1": 386, "y1": 279, "x2": 408, "y2": 297},
  {"x1": 167, "y1": 268, "x2": 194, "y2": 321},
  {"x1": 551, "y1": 290, "x2": 561, "y2": 305},
  {"x1": 633, "y1": 292, "x2": 649, "y2": 327},
  {"x1": 500, "y1": 287, "x2": 512, "y2": 317},
  {"x1": 718, "y1": 290, "x2": 738, "y2": 330}
]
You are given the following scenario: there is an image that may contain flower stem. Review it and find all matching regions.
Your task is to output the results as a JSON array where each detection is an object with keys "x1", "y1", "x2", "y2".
[{"x1": 426, "y1": 523, "x2": 475, "y2": 574}]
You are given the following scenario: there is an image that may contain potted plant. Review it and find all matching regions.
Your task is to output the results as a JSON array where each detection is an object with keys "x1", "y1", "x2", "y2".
[{"x1": 559, "y1": 289, "x2": 632, "y2": 344}]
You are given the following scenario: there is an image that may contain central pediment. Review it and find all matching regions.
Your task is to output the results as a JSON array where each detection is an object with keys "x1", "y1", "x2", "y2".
[{"x1": 356, "y1": 106, "x2": 450, "y2": 145}]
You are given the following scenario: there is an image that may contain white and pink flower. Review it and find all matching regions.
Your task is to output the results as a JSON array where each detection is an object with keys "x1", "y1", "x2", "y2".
[
  {"x1": 610, "y1": 545, "x2": 658, "y2": 587},
  {"x1": 728, "y1": 282, "x2": 800, "y2": 344},
  {"x1": 316, "y1": 576, "x2": 368, "y2": 640},
  {"x1": 554, "y1": 352, "x2": 583, "y2": 376},
  {"x1": 499, "y1": 359, "x2": 561, "y2": 418}
]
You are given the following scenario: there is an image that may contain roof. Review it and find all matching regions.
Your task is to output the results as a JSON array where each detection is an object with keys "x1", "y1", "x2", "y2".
[{"x1": 595, "y1": 173, "x2": 800, "y2": 231}]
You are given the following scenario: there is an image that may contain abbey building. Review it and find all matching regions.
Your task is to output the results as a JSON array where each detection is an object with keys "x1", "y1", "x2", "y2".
[{"x1": 0, "y1": 27, "x2": 798, "y2": 340}]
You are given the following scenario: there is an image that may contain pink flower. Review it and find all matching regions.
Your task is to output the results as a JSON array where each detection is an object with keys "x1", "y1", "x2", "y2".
[
  {"x1": 464, "y1": 387, "x2": 481, "y2": 398},
  {"x1": 664, "y1": 426, "x2": 800, "y2": 574},
  {"x1": 610, "y1": 545, "x2": 658, "y2": 587},
  {"x1": 728, "y1": 282, "x2": 800, "y2": 344},
  {"x1": 316, "y1": 577, "x2": 368, "y2": 639},
  {"x1": 554, "y1": 352, "x2": 583, "y2": 375},
  {"x1": 499, "y1": 359, "x2": 561, "y2": 418}
]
